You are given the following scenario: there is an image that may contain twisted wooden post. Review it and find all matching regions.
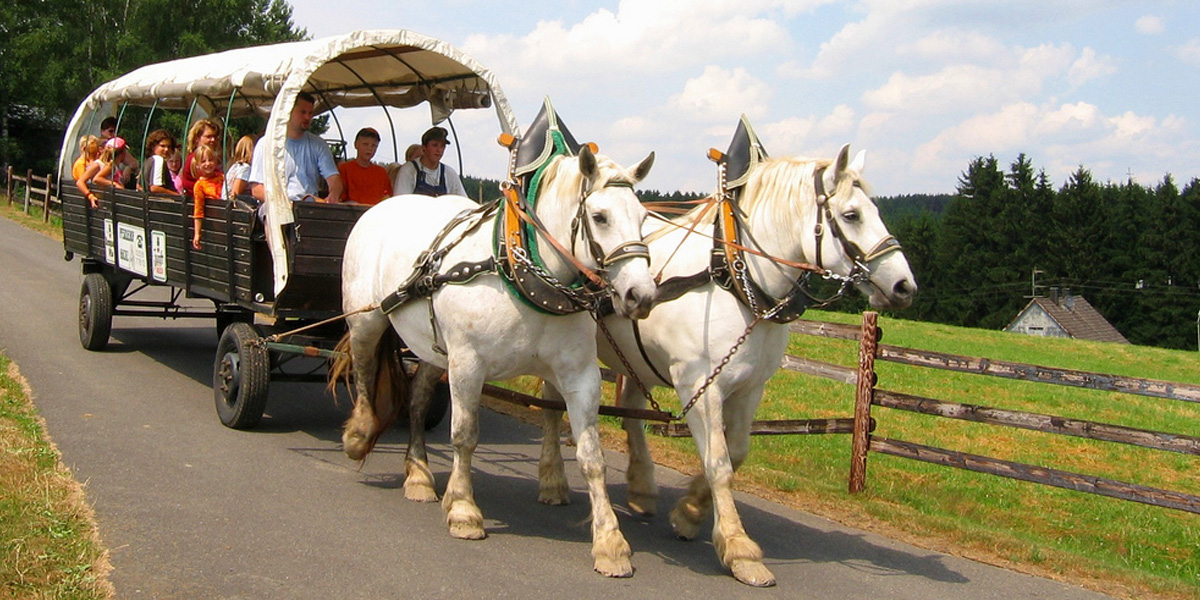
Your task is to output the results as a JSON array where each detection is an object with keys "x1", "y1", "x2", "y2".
[{"x1": 849, "y1": 311, "x2": 879, "y2": 494}]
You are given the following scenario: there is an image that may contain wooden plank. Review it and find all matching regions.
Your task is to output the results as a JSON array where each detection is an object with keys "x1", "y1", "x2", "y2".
[
  {"x1": 873, "y1": 389, "x2": 1200, "y2": 455},
  {"x1": 779, "y1": 354, "x2": 857, "y2": 384},
  {"x1": 649, "y1": 417, "x2": 862, "y2": 438},
  {"x1": 789, "y1": 318, "x2": 865, "y2": 341},
  {"x1": 878, "y1": 345, "x2": 1200, "y2": 403},
  {"x1": 870, "y1": 437, "x2": 1200, "y2": 514},
  {"x1": 481, "y1": 383, "x2": 674, "y2": 422}
]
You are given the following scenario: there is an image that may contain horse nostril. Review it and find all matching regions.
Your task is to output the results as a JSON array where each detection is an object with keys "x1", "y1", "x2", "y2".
[{"x1": 894, "y1": 279, "x2": 914, "y2": 298}]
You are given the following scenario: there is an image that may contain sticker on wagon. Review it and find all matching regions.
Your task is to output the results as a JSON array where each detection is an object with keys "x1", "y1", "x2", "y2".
[{"x1": 117, "y1": 222, "x2": 148, "y2": 277}]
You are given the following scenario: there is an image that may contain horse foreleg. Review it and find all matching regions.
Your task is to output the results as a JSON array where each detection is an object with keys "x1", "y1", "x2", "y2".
[
  {"x1": 537, "y1": 384, "x2": 570, "y2": 505},
  {"x1": 442, "y1": 364, "x2": 486, "y2": 540},
  {"x1": 707, "y1": 387, "x2": 776, "y2": 587},
  {"x1": 559, "y1": 372, "x2": 632, "y2": 578},
  {"x1": 404, "y1": 361, "x2": 444, "y2": 503},
  {"x1": 619, "y1": 379, "x2": 658, "y2": 516}
]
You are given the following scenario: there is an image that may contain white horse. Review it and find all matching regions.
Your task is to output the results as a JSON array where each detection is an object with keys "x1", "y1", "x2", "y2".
[
  {"x1": 331, "y1": 145, "x2": 656, "y2": 578},
  {"x1": 537, "y1": 143, "x2": 916, "y2": 586}
]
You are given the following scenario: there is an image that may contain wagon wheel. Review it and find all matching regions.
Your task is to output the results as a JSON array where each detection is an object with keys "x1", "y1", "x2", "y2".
[
  {"x1": 214, "y1": 322, "x2": 271, "y2": 429},
  {"x1": 78, "y1": 272, "x2": 113, "y2": 351}
]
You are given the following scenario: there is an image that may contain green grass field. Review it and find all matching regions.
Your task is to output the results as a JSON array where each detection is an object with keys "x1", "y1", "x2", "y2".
[{"x1": 609, "y1": 310, "x2": 1200, "y2": 599}]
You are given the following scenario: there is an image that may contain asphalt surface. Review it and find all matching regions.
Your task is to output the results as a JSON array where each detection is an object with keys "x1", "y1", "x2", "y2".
[{"x1": 0, "y1": 215, "x2": 1114, "y2": 599}]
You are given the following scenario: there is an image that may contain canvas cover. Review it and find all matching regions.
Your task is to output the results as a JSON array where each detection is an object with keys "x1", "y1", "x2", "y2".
[{"x1": 58, "y1": 29, "x2": 518, "y2": 294}]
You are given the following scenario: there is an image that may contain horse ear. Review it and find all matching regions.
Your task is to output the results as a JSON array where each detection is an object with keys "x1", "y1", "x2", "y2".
[
  {"x1": 849, "y1": 149, "x2": 866, "y2": 174},
  {"x1": 823, "y1": 143, "x2": 851, "y2": 193},
  {"x1": 631, "y1": 151, "x2": 655, "y2": 183},
  {"x1": 579, "y1": 143, "x2": 598, "y2": 179}
]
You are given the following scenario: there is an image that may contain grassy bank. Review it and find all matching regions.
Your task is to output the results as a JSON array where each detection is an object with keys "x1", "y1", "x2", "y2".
[{"x1": 0, "y1": 355, "x2": 112, "y2": 600}]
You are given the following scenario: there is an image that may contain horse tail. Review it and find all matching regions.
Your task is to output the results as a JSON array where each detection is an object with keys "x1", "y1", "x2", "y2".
[{"x1": 327, "y1": 331, "x2": 354, "y2": 399}]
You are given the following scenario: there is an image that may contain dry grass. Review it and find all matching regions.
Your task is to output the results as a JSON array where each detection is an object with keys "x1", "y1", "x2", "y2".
[{"x1": 0, "y1": 357, "x2": 113, "y2": 600}]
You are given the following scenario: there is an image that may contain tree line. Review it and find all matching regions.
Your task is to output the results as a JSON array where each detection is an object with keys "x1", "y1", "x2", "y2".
[
  {"x1": 870, "y1": 155, "x2": 1200, "y2": 350},
  {"x1": 1, "y1": 0, "x2": 307, "y2": 174}
]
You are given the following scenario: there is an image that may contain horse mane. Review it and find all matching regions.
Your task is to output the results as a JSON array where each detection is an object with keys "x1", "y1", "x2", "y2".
[
  {"x1": 537, "y1": 152, "x2": 632, "y2": 196},
  {"x1": 739, "y1": 156, "x2": 872, "y2": 220}
]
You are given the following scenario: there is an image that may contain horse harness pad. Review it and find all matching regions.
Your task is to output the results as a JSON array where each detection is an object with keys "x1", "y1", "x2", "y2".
[{"x1": 379, "y1": 202, "x2": 499, "y2": 315}]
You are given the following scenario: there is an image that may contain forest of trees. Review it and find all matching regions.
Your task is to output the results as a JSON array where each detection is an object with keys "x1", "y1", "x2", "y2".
[
  {"x1": 1, "y1": 0, "x2": 308, "y2": 174},
  {"x1": 869, "y1": 155, "x2": 1200, "y2": 350}
]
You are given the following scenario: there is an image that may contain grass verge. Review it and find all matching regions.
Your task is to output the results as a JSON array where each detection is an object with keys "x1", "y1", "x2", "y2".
[{"x1": 0, "y1": 354, "x2": 113, "y2": 600}]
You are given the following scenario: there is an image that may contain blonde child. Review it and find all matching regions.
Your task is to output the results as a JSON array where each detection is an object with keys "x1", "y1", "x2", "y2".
[
  {"x1": 191, "y1": 145, "x2": 225, "y2": 250},
  {"x1": 72, "y1": 135, "x2": 101, "y2": 181},
  {"x1": 76, "y1": 137, "x2": 129, "y2": 209},
  {"x1": 225, "y1": 134, "x2": 256, "y2": 198}
]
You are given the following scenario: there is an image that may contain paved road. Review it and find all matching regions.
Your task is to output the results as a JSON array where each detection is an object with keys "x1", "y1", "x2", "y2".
[{"x1": 0, "y1": 216, "x2": 1113, "y2": 599}]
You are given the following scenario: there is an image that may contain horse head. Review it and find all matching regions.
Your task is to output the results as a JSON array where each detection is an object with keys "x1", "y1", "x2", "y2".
[
  {"x1": 816, "y1": 144, "x2": 916, "y2": 310},
  {"x1": 567, "y1": 144, "x2": 658, "y2": 319}
]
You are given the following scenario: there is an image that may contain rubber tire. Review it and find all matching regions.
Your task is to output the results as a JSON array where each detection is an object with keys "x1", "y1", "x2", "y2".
[
  {"x1": 423, "y1": 381, "x2": 451, "y2": 431},
  {"x1": 214, "y1": 322, "x2": 270, "y2": 429},
  {"x1": 78, "y1": 272, "x2": 113, "y2": 351}
]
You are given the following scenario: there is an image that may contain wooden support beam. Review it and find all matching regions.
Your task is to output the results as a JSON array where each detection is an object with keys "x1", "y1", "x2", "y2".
[
  {"x1": 480, "y1": 383, "x2": 674, "y2": 422},
  {"x1": 871, "y1": 437, "x2": 1200, "y2": 514},
  {"x1": 849, "y1": 311, "x2": 878, "y2": 494},
  {"x1": 878, "y1": 345, "x2": 1200, "y2": 404},
  {"x1": 649, "y1": 417, "x2": 865, "y2": 438},
  {"x1": 874, "y1": 388, "x2": 1200, "y2": 455}
]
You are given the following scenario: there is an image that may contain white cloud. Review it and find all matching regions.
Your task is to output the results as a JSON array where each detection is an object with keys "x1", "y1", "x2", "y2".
[
  {"x1": 1067, "y1": 47, "x2": 1118, "y2": 87},
  {"x1": 667, "y1": 66, "x2": 772, "y2": 122},
  {"x1": 1135, "y1": 15, "x2": 1165, "y2": 35},
  {"x1": 1177, "y1": 39, "x2": 1200, "y2": 65},
  {"x1": 897, "y1": 29, "x2": 1008, "y2": 64}
]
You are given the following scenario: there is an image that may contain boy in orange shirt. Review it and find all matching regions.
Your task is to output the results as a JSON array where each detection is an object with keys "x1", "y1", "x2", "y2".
[
  {"x1": 337, "y1": 127, "x2": 393, "y2": 205},
  {"x1": 192, "y1": 145, "x2": 225, "y2": 250}
]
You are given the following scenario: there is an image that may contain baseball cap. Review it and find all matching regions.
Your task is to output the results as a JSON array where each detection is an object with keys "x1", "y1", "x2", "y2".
[
  {"x1": 105, "y1": 137, "x2": 127, "y2": 151},
  {"x1": 421, "y1": 126, "x2": 450, "y2": 145},
  {"x1": 356, "y1": 127, "x2": 380, "y2": 141}
]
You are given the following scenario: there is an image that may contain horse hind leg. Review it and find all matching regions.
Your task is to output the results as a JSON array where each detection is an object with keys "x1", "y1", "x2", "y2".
[
  {"x1": 404, "y1": 361, "x2": 444, "y2": 503},
  {"x1": 537, "y1": 384, "x2": 570, "y2": 506},
  {"x1": 338, "y1": 323, "x2": 408, "y2": 461},
  {"x1": 619, "y1": 377, "x2": 658, "y2": 516}
]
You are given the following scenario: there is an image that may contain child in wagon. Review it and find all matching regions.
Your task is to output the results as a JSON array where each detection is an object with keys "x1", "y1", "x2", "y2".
[{"x1": 191, "y1": 145, "x2": 225, "y2": 249}]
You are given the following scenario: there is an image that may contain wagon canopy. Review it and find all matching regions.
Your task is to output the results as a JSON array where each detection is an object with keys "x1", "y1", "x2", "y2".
[{"x1": 59, "y1": 29, "x2": 519, "y2": 294}]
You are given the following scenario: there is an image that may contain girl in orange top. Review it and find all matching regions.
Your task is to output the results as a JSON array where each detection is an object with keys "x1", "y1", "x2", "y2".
[{"x1": 191, "y1": 145, "x2": 225, "y2": 250}]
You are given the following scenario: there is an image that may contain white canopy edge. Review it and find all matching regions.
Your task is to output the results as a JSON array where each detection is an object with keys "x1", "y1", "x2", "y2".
[{"x1": 57, "y1": 29, "x2": 519, "y2": 295}]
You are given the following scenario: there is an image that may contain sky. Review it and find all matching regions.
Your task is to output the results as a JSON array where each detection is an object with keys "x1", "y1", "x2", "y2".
[{"x1": 286, "y1": 0, "x2": 1200, "y2": 197}]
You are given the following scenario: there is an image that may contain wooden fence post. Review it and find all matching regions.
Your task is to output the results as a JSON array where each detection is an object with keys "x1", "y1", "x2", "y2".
[
  {"x1": 42, "y1": 174, "x2": 54, "y2": 222},
  {"x1": 23, "y1": 169, "x2": 33, "y2": 214},
  {"x1": 849, "y1": 311, "x2": 879, "y2": 494},
  {"x1": 4, "y1": 165, "x2": 11, "y2": 206}
]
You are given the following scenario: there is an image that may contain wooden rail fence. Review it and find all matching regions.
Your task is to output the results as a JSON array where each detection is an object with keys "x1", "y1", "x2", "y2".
[{"x1": 4, "y1": 166, "x2": 58, "y2": 222}]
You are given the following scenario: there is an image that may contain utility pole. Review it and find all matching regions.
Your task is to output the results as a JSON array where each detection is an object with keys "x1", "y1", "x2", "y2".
[{"x1": 1027, "y1": 268, "x2": 1044, "y2": 299}]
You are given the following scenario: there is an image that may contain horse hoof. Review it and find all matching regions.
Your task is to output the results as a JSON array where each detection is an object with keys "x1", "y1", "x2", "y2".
[
  {"x1": 731, "y1": 560, "x2": 776, "y2": 587},
  {"x1": 404, "y1": 482, "x2": 439, "y2": 503},
  {"x1": 448, "y1": 521, "x2": 487, "y2": 540},
  {"x1": 594, "y1": 556, "x2": 634, "y2": 578},
  {"x1": 627, "y1": 492, "x2": 657, "y2": 517},
  {"x1": 669, "y1": 507, "x2": 700, "y2": 540},
  {"x1": 537, "y1": 486, "x2": 570, "y2": 506}
]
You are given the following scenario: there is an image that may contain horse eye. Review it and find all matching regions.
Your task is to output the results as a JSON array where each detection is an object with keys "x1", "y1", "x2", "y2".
[
  {"x1": 842, "y1": 210, "x2": 859, "y2": 222},
  {"x1": 592, "y1": 212, "x2": 608, "y2": 225}
]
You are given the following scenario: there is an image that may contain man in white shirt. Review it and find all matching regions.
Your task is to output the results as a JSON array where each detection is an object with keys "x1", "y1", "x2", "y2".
[
  {"x1": 249, "y1": 91, "x2": 343, "y2": 203},
  {"x1": 393, "y1": 126, "x2": 466, "y2": 198}
]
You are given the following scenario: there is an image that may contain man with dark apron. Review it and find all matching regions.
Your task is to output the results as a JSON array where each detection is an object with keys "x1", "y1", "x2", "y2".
[{"x1": 393, "y1": 126, "x2": 467, "y2": 198}]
